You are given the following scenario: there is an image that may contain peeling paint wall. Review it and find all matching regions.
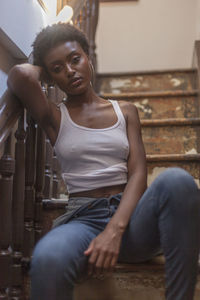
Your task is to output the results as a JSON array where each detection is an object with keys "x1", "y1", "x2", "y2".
[{"x1": 96, "y1": 0, "x2": 197, "y2": 73}]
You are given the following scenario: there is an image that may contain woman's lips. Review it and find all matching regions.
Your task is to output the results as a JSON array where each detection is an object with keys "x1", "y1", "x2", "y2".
[{"x1": 70, "y1": 78, "x2": 82, "y2": 87}]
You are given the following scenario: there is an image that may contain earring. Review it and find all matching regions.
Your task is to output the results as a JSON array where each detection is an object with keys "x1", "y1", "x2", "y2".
[{"x1": 89, "y1": 61, "x2": 95, "y2": 85}]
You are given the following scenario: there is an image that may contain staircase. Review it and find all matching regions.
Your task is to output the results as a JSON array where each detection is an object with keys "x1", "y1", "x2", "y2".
[
  {"x1": 72, "y1": 69, "x2": 200, "y2": 300},
  {"x1": 97, "y1": 69, "x2": 200, "y2": 187}
]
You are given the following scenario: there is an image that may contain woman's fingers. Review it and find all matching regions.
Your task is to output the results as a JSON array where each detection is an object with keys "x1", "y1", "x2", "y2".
[{"x1": 87, "y1": 249, "x2": 98, "y2": 275}]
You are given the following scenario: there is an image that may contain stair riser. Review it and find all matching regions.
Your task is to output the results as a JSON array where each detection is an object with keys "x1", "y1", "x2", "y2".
[
  {"x1": 75, "y1": 271, "x2": 200, "y2": 300},
  {"x1": 130, "y1": 96, "x2": 198, "y2": 119},
  {"x1": 97, "y1": 71, "x2": 197, "y2": 94},
  {"x1": 147, "y1": 162, "x2": 200, "y2": 187},
  {"x1": 142, "y1": 125, "x2": 200, "y2": 154}
]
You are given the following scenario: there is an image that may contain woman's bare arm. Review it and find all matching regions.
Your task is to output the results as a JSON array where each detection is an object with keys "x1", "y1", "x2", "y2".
[
  {"x1": 7, "y1": 63, "x2": 60, "y2": 145},
  {"x1": 84, "y1": 102, "x2": 147, "y2": 274}
]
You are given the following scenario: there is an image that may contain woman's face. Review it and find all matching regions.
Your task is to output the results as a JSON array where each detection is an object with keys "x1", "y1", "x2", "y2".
[{"x1": 43, "y1": 41, "x2": 91, "y2": 95}]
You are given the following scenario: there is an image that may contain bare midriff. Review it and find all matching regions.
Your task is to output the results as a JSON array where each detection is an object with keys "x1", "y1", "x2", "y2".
[{"x1": 69, "y1": 184, "x2": 126, "y2": 198}]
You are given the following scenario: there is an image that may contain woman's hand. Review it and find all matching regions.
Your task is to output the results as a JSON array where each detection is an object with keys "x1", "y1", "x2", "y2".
[{"x1": 84, "y1": 226, "x2": 123, "y2": 276}]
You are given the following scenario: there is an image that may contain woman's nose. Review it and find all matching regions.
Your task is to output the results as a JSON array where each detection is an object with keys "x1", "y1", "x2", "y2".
[{"x1": 65, "y1": 63, "x2": 75, "y2": 77}]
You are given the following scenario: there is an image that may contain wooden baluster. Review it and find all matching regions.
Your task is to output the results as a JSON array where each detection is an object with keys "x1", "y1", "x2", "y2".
[
  {"x1": 81, "y1": 4, "x2": 87, "y2": 34},
  {"x1": 43, "y1": 138, "x2": 53, "y2": 199},
  {"x1": 76, "y1": 13, "x2": 82, "y2": 29},
  {"x1": 23, "y1": 114, "x2": 36, "y2": 264},
  {"x1": 85, "y1": 0, "x2": 91, "y2": 40},
  {"x1": 10, "y1": 113, "x2": 26, "y2": 299},
  {"x1": 79, "y1": 9, "x2": 84, "y2": 31},
  {"x1": 34, "y1": 87, "x2": 46, "y2": 243},
  {"x1": 34, "y1": 125, "x2": 45, "y2": 242},
  {"x1": 52, "y1": 152, "x2": 59, "y2": 199},
  {"x1": 0, "y1": 135, "x2": 15, "y2": 300}
]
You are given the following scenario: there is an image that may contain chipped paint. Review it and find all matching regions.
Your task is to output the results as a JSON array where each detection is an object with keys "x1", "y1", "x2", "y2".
[
  {"x1": 170, "y1": 78, "x2": 181, "y2": 87},
  {"x1": 142, "y1": 99, "x2": 149, "y2": 105},
  {"x1": 111, "y1": 89, "x2": 121, "y2": 95},
  {"x1": 133, "y1": 81, "x2": 141, "y2": 88},
  {"x1": 147, "y1": 167, "x2": 166, "y2": 186},
  {"x1": 110, "y1": 79, "x2": 132, "y2": 89},
  {"x1": 175, "y1": 106, "x2": 181, "y2": 111},
  {"x1": 185, "y1": 148, "x2": 197, "y2": 154},
  {"x1": 194, "y1": 179, "x2": 200, "y2": 188},
  {"x1": 134, "y1": 101, "x2": 152, "y2": 115},
  {"x1": 136, "y1": 76, "x2": 144, "y2": 80}
]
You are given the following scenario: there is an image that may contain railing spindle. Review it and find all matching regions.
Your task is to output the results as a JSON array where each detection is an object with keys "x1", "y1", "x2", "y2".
[
  {"x1": 23, "y1": 115, "x2": 36, "y2": 264},
  {"x1": 0, "y1": 135, "x2": 15, "y2": 300},
  {"x1": 34, "y1": 86, "x2": 46, "y2": 243},
  {"x1": 43, "y1": 138, "x2": 53, "y2": 199},
  {"x1": 11, "y1": 113, "x2": 26, "y2": 299},
  {"x1": 52, "y1": 152, "x2": 59, "y2": 199}
]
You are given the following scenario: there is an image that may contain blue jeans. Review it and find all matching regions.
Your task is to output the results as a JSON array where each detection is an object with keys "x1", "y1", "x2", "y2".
[{"x1": 30, "y1": 168, "x2": 200, "y2": 300}]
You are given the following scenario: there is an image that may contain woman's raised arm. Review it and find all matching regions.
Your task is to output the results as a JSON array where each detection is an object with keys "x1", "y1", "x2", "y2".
[{"x1": 7, "y1": 63, "x2": 60, "y2": 145}]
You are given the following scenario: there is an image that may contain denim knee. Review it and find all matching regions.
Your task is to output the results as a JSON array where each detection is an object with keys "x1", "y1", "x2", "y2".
[
  {"x1": 31, "y1": 235, "x2": 67, "y2": 278},
  {"x1": 30, "y1": 223, "x2": 94, "y2": 287},
  {"x1": 156, "y1": 167, "x2": 197, "y2": 193},
  {"x1": 154, "y1": 168, "x2": 199, "y2": 217}
]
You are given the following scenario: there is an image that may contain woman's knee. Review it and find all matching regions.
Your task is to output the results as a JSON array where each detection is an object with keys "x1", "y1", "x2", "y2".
[
  {"x1": 30, "y1": 223, "x2": 91, "y2": 281},
  {"x1": 31, "y1": 233, "x2": 67, "y2": 275},
  {"x1": 155, "y1": 167, "x2": 197, "y2": 194}
]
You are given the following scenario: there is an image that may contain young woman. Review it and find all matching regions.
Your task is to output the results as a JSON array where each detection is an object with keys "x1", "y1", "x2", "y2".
[{"x1": 7, "y1": 23, "x2": 200, "y2": 300}]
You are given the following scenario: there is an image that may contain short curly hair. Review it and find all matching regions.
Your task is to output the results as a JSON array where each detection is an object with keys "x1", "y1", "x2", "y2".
[{"x1": 32, "y1": 23, "x2": 89, "y2": 67}]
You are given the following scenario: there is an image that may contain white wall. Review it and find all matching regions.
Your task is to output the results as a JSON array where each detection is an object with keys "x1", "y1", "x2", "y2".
[
  {"x1": 0, "y1": 0, "x2": 53, "y2": 96},
  {"x1": 0, "y1": 0, "x2": 50, "y2": 57},
  {"x1": 196, "y1": 0, "x2": 200, "y2": 39},
  {"x1": 96, "y1": 0, "x2": 198, "y2": 73}
]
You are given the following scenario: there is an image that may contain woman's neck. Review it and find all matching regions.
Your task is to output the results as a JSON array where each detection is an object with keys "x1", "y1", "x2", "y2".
[{"x1": 66, "y1": 86, "x2": 99, "y2": 107}]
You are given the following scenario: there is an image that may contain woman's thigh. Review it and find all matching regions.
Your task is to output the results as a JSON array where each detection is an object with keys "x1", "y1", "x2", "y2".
[
  {"x1": 118, "y1": 186, "x2": 161, "y2": 263},
  {"x1": 118, "y1": 167, "x2": 199, "y2": 263},
  {"x1": 31, "y1": 221, "x2": 100, "y2": 281}
]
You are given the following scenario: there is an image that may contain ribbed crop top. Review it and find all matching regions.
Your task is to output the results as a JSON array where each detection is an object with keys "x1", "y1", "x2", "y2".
[{"x1": 54, "y1": 100, "x2": 130, "y2": 194}]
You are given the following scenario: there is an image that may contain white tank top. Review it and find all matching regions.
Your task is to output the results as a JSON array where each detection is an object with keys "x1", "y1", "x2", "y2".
[{"x1": 54, "y1": 100, "x2": 129, "y2": 194}]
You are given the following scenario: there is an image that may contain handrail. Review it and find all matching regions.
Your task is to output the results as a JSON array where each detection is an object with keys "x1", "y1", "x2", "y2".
[{"x1": 0, "y1": 90, "x2": 23, "y2": 148}]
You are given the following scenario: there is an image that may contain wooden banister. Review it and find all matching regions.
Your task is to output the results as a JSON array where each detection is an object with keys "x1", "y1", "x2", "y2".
[{"x1": 0, "y1": 90, "x2": 23, "y2": 147}]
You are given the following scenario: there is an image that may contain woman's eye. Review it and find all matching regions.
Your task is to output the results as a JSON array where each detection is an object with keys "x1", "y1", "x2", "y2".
[
  {"x1": 72, "y1": 56, "x2": 80, "y2": 64},
  {"x1": 53, "y1": 65, "x2": 62, "y2": 73}
]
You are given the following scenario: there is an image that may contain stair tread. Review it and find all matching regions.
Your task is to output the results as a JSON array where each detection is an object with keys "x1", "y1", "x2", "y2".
[
  {"x1": 147, "y1": 153, "x2": 200, "y2": 161},
  {"x1": 100, "y1": 90, "x2": 198, "y2": 99},
  {"x1": 141, "y1": 117, "x2": 200, "y2": 126},
  {"x1": 97, "y1": 68, "x2": 197, "y2": 77}
]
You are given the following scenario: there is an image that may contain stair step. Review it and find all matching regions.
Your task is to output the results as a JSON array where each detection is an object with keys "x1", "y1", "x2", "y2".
[
  {"x1": 147, "y1": 153, "x2": 200, "y2": 161},
  {"x1": 75, "y1": 257, "x2": 200, "y2": 300},
  {"x1": 101, "y1": 91, "x2": 199, "y2": 119},
  {"x1": 97, "y1": 69, "x2": 197, "y2": 94},
  {"x1": 100, "y1": 90, "x2": 198, "y2": 99},
  {"x1": 147, "y1": 159, "x2": 200, "y2": 187},
  {"x1": 141, "y1": 118, "x2": 200, "y2": 155},
  {"x1": 141, "y1": 117, "x2": 200, "y2": 126},
  {"x1": 135, "y1": 96, "x2": 199, "y2": 120}
]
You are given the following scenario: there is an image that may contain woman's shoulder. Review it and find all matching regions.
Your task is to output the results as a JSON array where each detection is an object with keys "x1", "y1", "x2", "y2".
[{"x1": 116, "y1": 100, "x2": 139, "y2": 121}]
